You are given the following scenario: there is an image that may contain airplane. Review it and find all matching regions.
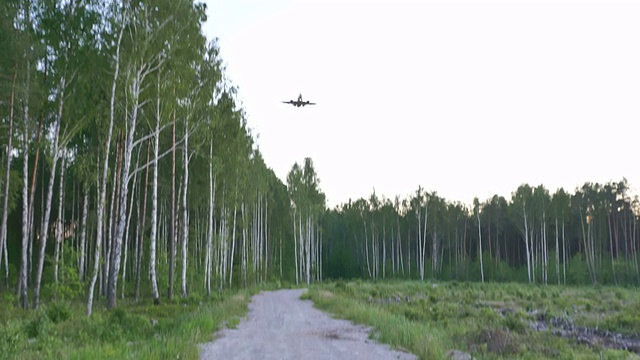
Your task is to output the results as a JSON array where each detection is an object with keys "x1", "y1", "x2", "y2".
[{"x1": 282, "y1": 93, "x2": 316, "y2": 107}]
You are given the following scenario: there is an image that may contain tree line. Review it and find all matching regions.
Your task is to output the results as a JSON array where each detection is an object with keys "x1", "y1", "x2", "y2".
[{"x1": 322, "y1": 180, "x2": 640, "y2": 285}]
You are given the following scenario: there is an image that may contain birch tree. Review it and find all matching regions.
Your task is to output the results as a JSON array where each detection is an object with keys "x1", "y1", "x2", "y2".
[{"x1": 87, "y1": 6, "x2": 125, "y2": 316}]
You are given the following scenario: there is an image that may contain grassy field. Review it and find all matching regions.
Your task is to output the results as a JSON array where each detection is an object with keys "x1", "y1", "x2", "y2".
[
  {"x1": 0, "y1": 287, "x2": 265, "y2": 360},
  {"x1": 3, "y1": 280, "x2": 639, "y2": 360},
  {"x1": 303, "y1": 280, "x2": 640, "y2": 360}
]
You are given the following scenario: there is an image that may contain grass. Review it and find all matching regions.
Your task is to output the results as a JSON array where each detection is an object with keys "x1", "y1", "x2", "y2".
[
  {"x1": 303, "y1": 280, "x2": 640, "y2": 360},
  {"x1": 0, "y1": 287, "x2": 264, "y2": 360},
  {"x1": 4, "y1": 280, "x2": 639, "y2": 360}
]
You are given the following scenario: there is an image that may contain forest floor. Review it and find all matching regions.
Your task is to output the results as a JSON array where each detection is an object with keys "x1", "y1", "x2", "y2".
[{"x1": 199, "y1": 288, "x2": 417, "y2": 360}]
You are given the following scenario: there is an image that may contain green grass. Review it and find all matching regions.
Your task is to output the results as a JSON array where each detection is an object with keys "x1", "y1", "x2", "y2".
[
  {"x1": 304, "y1": 280, "x2": 640, "y2": 360},
  {"x1": 4, "y1": 280, "x2": 639, "y2": 360},
  {"x1": 0, "y1": 288, "x2": 261, "y2": 360}
]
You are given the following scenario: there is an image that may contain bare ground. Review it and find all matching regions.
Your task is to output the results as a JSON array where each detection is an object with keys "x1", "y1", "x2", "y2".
[{"x1": 199, "y1": 288, "x2": 417, "y2": 360}]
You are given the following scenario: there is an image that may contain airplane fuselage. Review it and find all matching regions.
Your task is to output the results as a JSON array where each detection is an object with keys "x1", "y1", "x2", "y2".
[{"x1": 283, "y1": 94, "x2": 315, "y2": 107}]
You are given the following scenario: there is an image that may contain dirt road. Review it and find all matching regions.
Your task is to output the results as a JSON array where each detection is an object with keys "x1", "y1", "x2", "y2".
[{"x1": 199, "y1": 288, "x2": 417, "y2": 360}]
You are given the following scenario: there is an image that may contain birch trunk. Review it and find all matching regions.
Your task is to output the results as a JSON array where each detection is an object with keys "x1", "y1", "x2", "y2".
[
  {"x1": 149, "y1": 121, "x2": 160, "y2": 303},
  {"x1": 33, "y1": 76, "x2": 66, "y2": 309},
  {"x1": 364, "y1": 220, "x2": 371, "y2": 278},
  {"x1": 87, "y1": 20, "x2": 124, "y2": 315},
  {"x1": 108, "y1": 59, "x2": 153, "y2": 309},
  {"x1": 298, "y1": 212, "x2": 303, "y2": 283},
  {"x1": 476, "y1": 210, "x2": 484, "y2": 283},
  {"x1": 382, "y1": 221, "x2": 386, "y2": 279},
  {"x1": 18, "y1": 69, "x2": 31, "y2": 308},
  {"x1": 416, "y1": 205, "x2": 422, "y2": 280},
  {"x1": 229, "y1": 188, "x2": 238, "y2": 287},
  {"x1": 104, "y1": 135, "x2": 122, "y2": 296},
  {"x1": 54, "y1": 154, "x2": 67, "y2": 289},
  {"x1": 135, "y1": 139, "x2": 150, "y2": 301},
  {"x1": 180, "y1": 120, "x2": 190, "y2": 297},
  {"x1": 78, "y1": 187, "x2": 89, "y2": 281},
  {"x1": 293, "y1": 210, "x2": 298, "y2": 285},
  {"x1": 264, "y1": 198, "x2": 268, "y2": 283},
  {"x1": 205, "y1": 143, "x2": 214, "y2": 296},
  {"x1": 543, "y1": 212, "x2": 548, "y2": 284},
  {"x1": 523, "y1": 203, "x2": 531, "y2": 283},
  {"x1": 562, "y1": 217, "x2": 567, "y2": 284},
  {"x1": 241, "y1": 203, "x2": 246, "y2": 286},
  {"x1": 555, "y1": 218, "x2": 560, "y2": 285},
  {"x1": 169, "y1": 100, "x2": 176, "y2": 300},
  {"x1": 432, "y1": 228, "x2": 438, "y2": 274},
  {"x1": 307, "y1": 215, "x2": 311, "y2": 283},
  {"x1": 0, "y1": 69, "x2": 16, "y2": 282},
  {"x1": 121, "y1": 152, "x2": 140, "y2": 299},
  {"x1": 397, "y1": 216, "x2": 404, "y2": 275}
]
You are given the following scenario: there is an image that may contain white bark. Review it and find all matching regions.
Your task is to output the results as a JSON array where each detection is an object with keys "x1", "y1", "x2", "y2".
[
  {"x1": 229, "y1": 189, "x2": 238, "y2": 287},
  {"x1": 397, "y1": 217, "x2": 404, "y2": 275},
  {"x1": 108, "y1": 61, "x2": 151, "y2": 309},
  {"x1": 205, "y1": 143, "x2": 214, "y2": 296},
  {"x1": 54, "y1": 154, "x2": 67, "y2": 288},
  {"x1": 78, "y1": 187, "x2": 89, "y2": 281},
  {"x1": 293, "y1": 210, "x2": 298, "y2": 285},
  {"x1": 543, "y1": 211, "x2": 548, "y2": 284},
  {"x1": 562, "y1": 216, "x2": 566, "y2": 285},
  {"x1": 121, "y1": 152, "x2": 140, "y2": 299},
  {"x1": 181, "y1": 120, "x2": 189, "y2": 297},
  {"x1": 264, "y1": 198, "x2": 268, "y2": 282},
  {"x1": 432, "y1": 229, "x2": 437, "y2": 274},
  {"x1": 364, "y1": 221, "x2": 371, "y2": 278},
  {"x1": 18, "y1": 1, "x2": 36, "y2": 309},
  {"x1": 0, "y1": 71, "x2": 15, "y2": 281},
  {"x1": 19, "y1": 84, "x2": 30, "y2": 308},
  {"x1": 306, "y1": 214, "x2": 311, "y2": 284},
  {"x1": 476, "y1": 209, "x2": 484, "y2": 283},
  {"x1": 241, "y1": 202, "x2": 247, "y2": 285},
  {"x1": 87, "y1": 20, "x2": 124, "y2": 316},
  {"x1": 34, "y1": 76, "x2": 66, "y2": 309},
  {"x1": 104, "y1": 138, "x2": 120, "y2": 295},
  {"x1": 148, "y1": 76, "x2": 162, "y2": 304},
  {"x1": 555, "y1": 218, "x2": 560, "y2": 285},
  {"x1": 523, "y1": 203, "x2": 531, "y2": 283}
]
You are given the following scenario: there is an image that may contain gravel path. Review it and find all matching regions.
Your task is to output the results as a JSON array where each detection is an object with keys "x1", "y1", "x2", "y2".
[{"x1": 199, "y1": 288, "x2": 417, "y2": 360}]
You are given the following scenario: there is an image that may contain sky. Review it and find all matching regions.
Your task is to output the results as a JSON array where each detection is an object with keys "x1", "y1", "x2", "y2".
[{"x1": 202, "y1": 0, "x2": 640, "y2": 209}]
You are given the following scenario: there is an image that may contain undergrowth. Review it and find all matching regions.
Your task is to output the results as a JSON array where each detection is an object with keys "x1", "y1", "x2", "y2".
[{"x1": 0, "y1": 287, "x2": 261, "y2": 360}]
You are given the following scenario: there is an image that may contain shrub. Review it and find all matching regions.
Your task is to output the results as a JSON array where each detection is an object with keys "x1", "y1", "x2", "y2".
[
  {"x1": 46, "y1": 301, "x2": 72, "y2": 324},
  {"x1": 108, "y1": 308, "x2": 153, "y2": 340},
  {"x1": 504, "y1": 311, "x2": 527, "y2": 334},
  {"x1": 25, "y1": 308, "x2": 52, "y2": 339},
  {"x1": 0, "y1": 320, "x2": 25, "y2": 357}
]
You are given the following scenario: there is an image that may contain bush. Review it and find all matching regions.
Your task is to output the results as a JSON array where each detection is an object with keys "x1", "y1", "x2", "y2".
[
  {"x1": 108, "y1": 308, "x2": 153, "y2": 340},
  {"x1": 0, "y1": 320, "x2": 25, "y2": 358},
  {"x1": 46, "y1": 301, "x2": 72, "y2": 324},
  {"x1": 504, "y1": 311, "x2": 527, "y2": 334},
  {"x1": 25, "y1": 309, "x2": 52, "y2": 339}
]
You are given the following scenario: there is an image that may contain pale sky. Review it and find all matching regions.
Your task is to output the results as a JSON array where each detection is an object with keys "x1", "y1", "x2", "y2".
[{"x1": 202, "y1": 0, "x2": 640, "y2": 208}]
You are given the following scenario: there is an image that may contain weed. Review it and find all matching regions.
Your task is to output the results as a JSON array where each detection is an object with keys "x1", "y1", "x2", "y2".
[
  {"x1": 0, "y1": 320, "x2": 25, "y2": 358},
  {"x1": 46, "y1": 301, "x2": 72, "y2": 324},
  {"x1": 25, "y1": 308, "x2": 52, "y2": 339},
  {"x1": 305, "y1": 280, "x2": 640, "y2": 359},
  {"x1": 227, "y1": 317, "x2": 240, "y2": 329},
  {"x1": 504, "y1": 311, "x2": 527, "y2": 334}
]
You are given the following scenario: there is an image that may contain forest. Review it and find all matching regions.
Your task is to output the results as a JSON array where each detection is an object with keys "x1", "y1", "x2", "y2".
[{"x1": 1, "y1": 0, "x2": 639, "y2": 319}]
